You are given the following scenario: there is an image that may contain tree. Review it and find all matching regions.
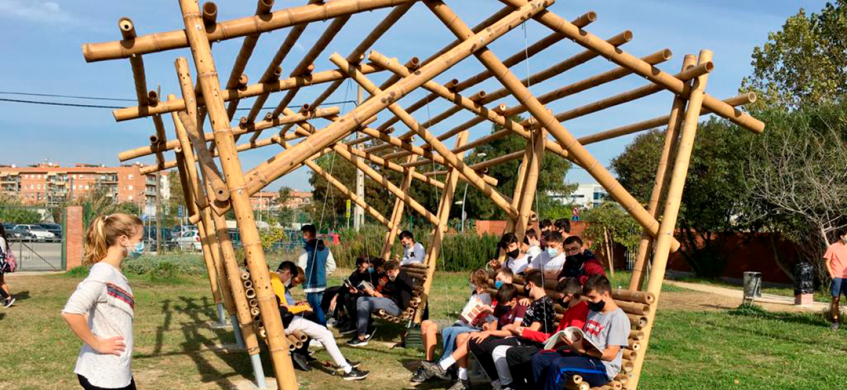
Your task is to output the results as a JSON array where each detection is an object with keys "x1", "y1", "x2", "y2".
[
  {"x1": 741, "y1": 1, "x2": 847, "y2": 109},
  {"x1": 612, "y1": 119, "x2": 755, "y2": 277},
  {"x1": 581, "y1": 202, "x2": 641, "y2": 259},
  {"x1": 461, "y1": 116, "x2": 574, "y2": 220},
  {"x1": 166, "y1": 171, "x2": 185, "y2": 227},
  {"x1": 744, "y1": 103, "x2": 847, "y2": 285},
  {"x1": 0, "y1": 195, "x2": 42, "y2": 224}
]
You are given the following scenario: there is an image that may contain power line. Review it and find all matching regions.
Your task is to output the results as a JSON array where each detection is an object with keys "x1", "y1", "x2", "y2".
[
  {"x1": 0, "y1": 91, "x2": 138, "y2": 102},
  {"x1": 0, "y1": 95, "x2": 357, "y2": 111}
]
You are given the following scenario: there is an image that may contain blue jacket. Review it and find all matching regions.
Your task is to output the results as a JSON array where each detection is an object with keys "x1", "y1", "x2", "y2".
[{"x1": 297, "y1": 239, "x2": 336, "y2": 293}]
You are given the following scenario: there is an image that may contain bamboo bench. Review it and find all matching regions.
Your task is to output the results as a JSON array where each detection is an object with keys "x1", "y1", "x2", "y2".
[
  {"x1": 485, "y1": 271, "x2": 655, "y2": 390},
  {"x1": 373, "y1": 262, "x2": 428, "y2": 324}
]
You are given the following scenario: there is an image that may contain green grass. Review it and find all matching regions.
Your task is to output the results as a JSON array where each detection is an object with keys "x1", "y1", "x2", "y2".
[{"x1": 0, "y1": 268, "x2": 842, "y2": 390}]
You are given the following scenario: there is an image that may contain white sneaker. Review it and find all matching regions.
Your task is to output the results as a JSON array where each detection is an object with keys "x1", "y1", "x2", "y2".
[
  {"x1": 308, "y1": 340, "x2": 323, "y2": 350},
  {"x1": 3, "y1": 298, "x2": 14, "y2": 309}
]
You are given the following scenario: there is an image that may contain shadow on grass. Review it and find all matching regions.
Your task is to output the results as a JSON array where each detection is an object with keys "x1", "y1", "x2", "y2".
[
  {"x1": 10, "y1": 290, "x2": 30, "y2": 302},
  {"x1": 0, "y1": 312, "x2": 5, "y2": 321}
]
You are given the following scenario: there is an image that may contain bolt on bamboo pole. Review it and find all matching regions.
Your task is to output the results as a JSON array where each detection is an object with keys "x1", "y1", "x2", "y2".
[
  {"x1": 426, "y1": 0, "x2": 681, "y2": 252},
  {"x1": 629, "y1": 55, "x2": 697, "y2": 292},
  {"x1": 83, "y1": 0, "x2": 424, "y2": 62},
  {"x1": 330, "y1": 53, "x2": 519, "y2": 219},
  {"x1": 222, "y1": 0, "x2": 553, "y2": 219},
  {"x1": 381, "y1": 155, "x2": 418, "y2": 259},
  {"x1": 176, "y1": 1, "x2": 295, "y2": 389},
  {"x1": 414, "y1": 130, "x2": 470, "y2": 323},
  {"x1": 631, "y1": 50, "x2": 713, "y2": 390},
  {"x1": 375, "y1": 11, "x2": 596, "y2": 135},
  {"x1": 497, "y1": 0, "x2": 764, "y2": 134}
]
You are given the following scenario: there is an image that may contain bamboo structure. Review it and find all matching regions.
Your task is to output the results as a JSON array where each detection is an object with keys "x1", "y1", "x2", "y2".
[{"x1": 84, "y1": 1, "x2": 764, "y2": 388}]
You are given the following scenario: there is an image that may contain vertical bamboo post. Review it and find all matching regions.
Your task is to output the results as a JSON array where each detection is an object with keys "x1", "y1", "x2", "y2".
[
  {"x1": 414, "y1": 130, "x2": 470, "y2": 323},
  {"x1": 170, "y1": 96, "x2": 262, "y2": 367},
  {"x1": 628, "y1": 55, "x2": 696, "y2": 291},
  {"x1": 512, "y1": 127, "x2": 545, "y2": 243},
  {"x1": 630, "y1": 51, "x2": 712, "y2": 390},
  {"x1": 176, "y1": 1, "x2": 296, "y2": 388},
  {"x1": 382, "y1": 155, "x2": 418, "y2": 259}
]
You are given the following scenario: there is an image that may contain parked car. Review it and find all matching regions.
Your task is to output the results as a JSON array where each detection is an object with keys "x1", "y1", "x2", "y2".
[
  {"x1": 15, "y1": 224, "x2": 56, "y2": 242},
  {"x1": 143, "y1": 226, "x2": 176, "y2": 252},
  {"x1": 3, "y1": 224, "x2": 35, "y2": 241},
  {"x1": 175, "y1": 230, "x2": 202, "y2": 251},
  {"x1": 38, "y1": 223, "x2": 63, "y2": 239},
  {"x1": 172, "y1": 225, "x2": 197, "y2": 237}
]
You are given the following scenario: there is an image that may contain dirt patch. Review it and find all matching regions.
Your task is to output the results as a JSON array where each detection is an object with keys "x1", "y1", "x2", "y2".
[{"x1": 658, "y1": 291, "x2": 821, "y2": 314}]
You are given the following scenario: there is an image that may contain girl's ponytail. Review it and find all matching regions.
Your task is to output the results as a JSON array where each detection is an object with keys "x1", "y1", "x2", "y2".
[{"x1": 83, "y1": 213, "x2": 143, "y2": 265}]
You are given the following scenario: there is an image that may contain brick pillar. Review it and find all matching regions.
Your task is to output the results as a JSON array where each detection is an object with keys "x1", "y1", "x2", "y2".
[{"x1": 65, "y1": 206, "x2": 84, "y2": 270}]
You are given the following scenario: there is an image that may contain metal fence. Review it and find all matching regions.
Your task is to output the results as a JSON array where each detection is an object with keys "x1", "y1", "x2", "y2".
[
  {"x1": 1, "y1": 205, "x2": 66, "y2": 271},
  {"x1": 7, "y1": 239, "x2": 63, "y2": 271}
]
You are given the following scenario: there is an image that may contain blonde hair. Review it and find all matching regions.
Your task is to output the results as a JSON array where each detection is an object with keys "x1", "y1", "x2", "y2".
[{"x1": 84, "y1": 213, "x2": 143, "y2": 265}]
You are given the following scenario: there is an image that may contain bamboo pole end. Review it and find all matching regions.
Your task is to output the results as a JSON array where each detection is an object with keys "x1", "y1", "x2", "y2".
[{"x1": 118, "y1": 17, "x2": 136, "y2": 40}]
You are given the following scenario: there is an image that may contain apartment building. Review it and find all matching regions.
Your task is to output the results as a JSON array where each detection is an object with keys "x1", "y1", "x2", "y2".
[{"x1": 0, "y1": 163, "x2": 161, "y2": 208}]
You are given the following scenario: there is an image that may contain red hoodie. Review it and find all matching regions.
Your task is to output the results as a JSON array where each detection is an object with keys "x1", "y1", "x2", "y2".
[{"x1": 520, "y1": 300, "x2": 589, "y2": 343}]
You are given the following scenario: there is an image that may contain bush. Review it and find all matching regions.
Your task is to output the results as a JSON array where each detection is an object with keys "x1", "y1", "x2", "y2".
[{"x1": 121, "y1": 254, "x2": 208, "y2": 277}]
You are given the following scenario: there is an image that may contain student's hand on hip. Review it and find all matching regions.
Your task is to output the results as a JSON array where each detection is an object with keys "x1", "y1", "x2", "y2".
[{"x1": 94, "y1": 336, "x2": 126, "y2": 356}]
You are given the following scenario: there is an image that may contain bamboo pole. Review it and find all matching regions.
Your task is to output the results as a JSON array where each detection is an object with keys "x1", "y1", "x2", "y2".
[
  {"x1": 214, "y1": 0, "x2": 552, "y2": 219},
  {"x1": 223, "y1": 0, "x2": 275, "y2": 120},
  {"x1": 113, "y1": 64, "x2": 379, "y2": 122},
  {"x1": 630, "y1": 51, "x2": 713, "y2": 390},
  {"x1": 372, "y1": 30, "x2": 637, "y2": 160},
  {"x1": 604, "y1": 227, "x2": 616, "y2": 278},
  {"x1": 381, "y1": 155, "x2": 417, "y2": 259},
  {"x1": 119, "y1": 107, "x2": 339, "y2": 162},
  {"x1": 629, "y1": 55, "x2": 696, "y2": 292},
  {"x1": 497, "y1": 0, "x2": 764, "y2": 134},
  {"x1": 83, "y1": 0, "x2": 423, "y2": 62},
  {"x1": 331, "y1": 53, "x2": 518, "y2": 219},
  {"x1": 414, "y1": 130, "x2": 470, "y2": 323},
  {"x1": 176, "y1": 1, "x2": 295, "y2": 389},
  {"x1": 513, "y1": 127, "x2": 545, "y2": 243},
  {"x1": 427, "y1": 0, "x2": 681, "y2": 252},
  {"x1": 375, "y1": 11, "x2": 597, "y2": 133},
  {"x1": 242, "y1": 0, "x2": 323, "y2": 125}
]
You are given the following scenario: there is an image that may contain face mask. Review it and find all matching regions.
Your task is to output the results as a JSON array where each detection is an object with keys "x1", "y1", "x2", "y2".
[
  {"x1": 494, "y1": 280, "x2": 504, "y2": 289},
  {"x1": 302, "y1": 238, "x2": 309, "y2": 245},
  {"x1": 368, "y1": 267, "x2": 374, "y2": 273},
  {"x1": 558, "y1": 297, "x2": 570, "y2": 308},
  {"x1": 588, "y1": 299, "x2": 606, "y2": 312},
  {"x1": 842, "y1": 237, "x2": 847, "y2": 244},
  {"x1": 469, "y1": 283, "x2": 476, "y2": 293},
  {"x1": 125, "y1": 241, "x2": 144, "y2": 259},
  {"x1": 547, "y1": 247, "x2": 559, "y2": 257},
  {"x1": 284, "y1": 278, "x2": 292, "y2": 287},
  {"x1": 523, "y1": 283, "x2": 531, "y2": 295},
  {"x1": 507, "y1": 249, "x2": 520, "y2": 259}
]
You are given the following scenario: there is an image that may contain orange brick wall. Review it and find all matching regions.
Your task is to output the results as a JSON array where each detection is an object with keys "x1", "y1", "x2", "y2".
[{"x1": 65, "y1": 206, "x2": 84, "y2": 270}]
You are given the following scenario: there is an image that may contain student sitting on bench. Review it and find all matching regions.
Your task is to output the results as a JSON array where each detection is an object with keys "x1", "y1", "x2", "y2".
[
  {"x1": 348, "y1": 260, "x2": 413, "y2": 347},
  {"x1": 531, "y1": 275, "x2": 630, "y2": 389}
]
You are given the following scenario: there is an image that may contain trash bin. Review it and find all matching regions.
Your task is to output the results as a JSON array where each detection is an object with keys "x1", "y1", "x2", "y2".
[
  {"x1": 793, "y1": 262, "x2": 815, "y2": 305},
  {"x1": 742, "y1": 271, "x2": 762, "y2": 301}
]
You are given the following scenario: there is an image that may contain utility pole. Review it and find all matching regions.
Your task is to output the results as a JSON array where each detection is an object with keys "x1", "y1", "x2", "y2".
[
  {"x1": 155, "y1": 171, "x2": 162, "y2": 254},
  {"x1": 353, "y1": 84, "x2": 365, "y2": 231}
]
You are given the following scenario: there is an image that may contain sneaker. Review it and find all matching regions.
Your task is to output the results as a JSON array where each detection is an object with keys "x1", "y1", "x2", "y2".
[
  {"x1": 833, "y1": 321, "x2": 840, "y2": 331},
  {"x1": 363, "y1": 326, "x2": 377, "y2": 342},
  {"x1": 327, "y1": 318, "x2": 338, "y2": 328},
  {"x1": 423, "y1": 360, "x2": 451, "y2": 381},
  {"x1": 447, "y1": 379, "x2": 472, "y2": 390},
  {"x1": 341, "y1": 368, "x2": 369, "y2": 381},
  {"x1": 346, "y1": 360, "x2": 361, "y2": 369},
  {"x1": 3, "y1": 298, "x2": 14, "y2": 309},
  {"x1": 309, "y1": 340, "x2": 324, "y2": 350},
  {"x1": 291, "y1": 353, "x2": 311, "y2": 372},
  {"x1": 411, "y1": 366, "x2": 431, "y2": 383},
  {"x1": 347, "y1": 337, "x2": 368, "y2": 347}
]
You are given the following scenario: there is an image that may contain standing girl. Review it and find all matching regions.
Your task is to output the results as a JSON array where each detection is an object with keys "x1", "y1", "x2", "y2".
[
  {"x1": 62, "y1": 214, "x2": 143, "y2": 390},
  {"x1": 0, "y1": 223, "x2": 15, "y2": 308}
]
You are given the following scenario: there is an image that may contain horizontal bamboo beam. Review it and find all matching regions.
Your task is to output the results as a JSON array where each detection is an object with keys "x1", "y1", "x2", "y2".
[
  {"x1": 112, "y1": 63, "x2": 381, "y2": 122},
  {"x1": 119, "y1": 107, "x2": 339, "y2": 161},
  {"x1": 498, "y1": 0, "x2": 765, "y2": 134},
  {"x1": 235, "y1": 0, "x2": 552, "y2": 208},
  {"x1": 375, "y1": 29, "x2": 634, "y2": 161},
  {"x1": 82, "y1": 0, "x2": 423, "y2": 62}
]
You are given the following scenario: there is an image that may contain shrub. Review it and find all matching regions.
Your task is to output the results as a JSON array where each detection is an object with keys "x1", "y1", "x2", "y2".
[{"x1": 122, "y1": 254, "x2": 208, "y2": 277}]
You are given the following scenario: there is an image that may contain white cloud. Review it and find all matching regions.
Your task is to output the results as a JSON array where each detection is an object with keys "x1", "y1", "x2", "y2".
[{"x1": 0, "y1": 0, "x2": 76, "y2": 24}]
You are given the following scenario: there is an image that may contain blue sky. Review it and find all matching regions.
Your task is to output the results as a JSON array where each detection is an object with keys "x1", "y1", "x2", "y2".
[{"x1": 0, "y1": 0, "x2": 829, "y2": 192}]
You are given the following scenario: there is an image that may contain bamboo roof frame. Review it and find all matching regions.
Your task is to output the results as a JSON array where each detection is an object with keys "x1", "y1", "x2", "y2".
[{"x1": 83, "y1": 0, "x2": 765, "y2": 388}]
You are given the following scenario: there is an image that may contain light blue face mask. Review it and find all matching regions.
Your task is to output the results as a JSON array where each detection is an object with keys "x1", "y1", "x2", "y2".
[
  {"x1": 494, "y1": 280, "x2": 504, "y2": 289},
  {"x1": 128, "y1": 242, "x2": 145, "y2": 259},
  {"x1": 547, "y1": 247, "x2": 559, "y2": 257}
]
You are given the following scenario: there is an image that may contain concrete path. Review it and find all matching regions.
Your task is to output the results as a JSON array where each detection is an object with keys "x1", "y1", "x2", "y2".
[{"x1": 664, "y1": 280, "x2": 828, "y2": 312}]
